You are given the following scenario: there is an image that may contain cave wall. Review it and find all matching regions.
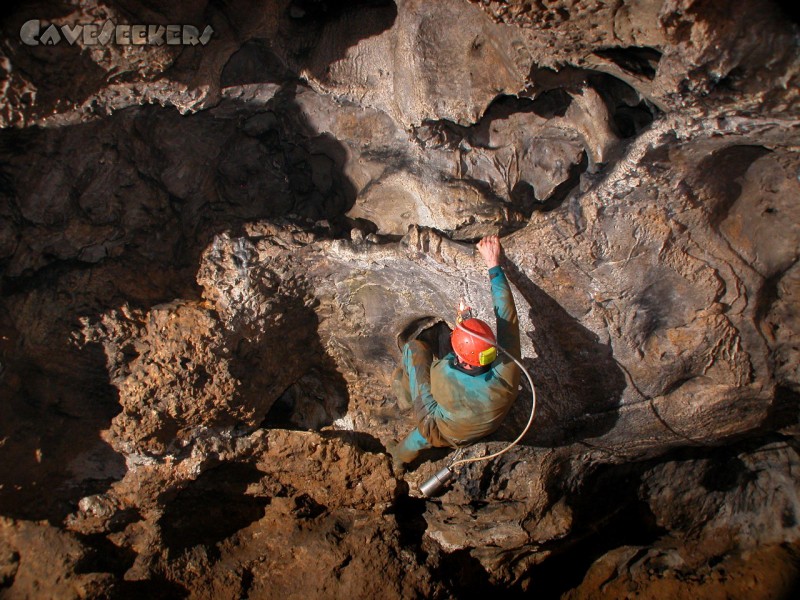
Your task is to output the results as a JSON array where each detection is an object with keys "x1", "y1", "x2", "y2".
[{"x1": 0, "y1": 0, "x2": 799, "y2": 598}]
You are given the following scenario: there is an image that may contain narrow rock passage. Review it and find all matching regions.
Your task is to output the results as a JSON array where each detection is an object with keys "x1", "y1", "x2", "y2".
[{"x1": 1, "y1": 0, "x2": 799, "y2": 598}]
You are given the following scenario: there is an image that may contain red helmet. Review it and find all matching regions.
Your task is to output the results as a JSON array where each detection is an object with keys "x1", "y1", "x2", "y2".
[{"x1": 452, "y1": 318, "x2": 497, "y2": 367}]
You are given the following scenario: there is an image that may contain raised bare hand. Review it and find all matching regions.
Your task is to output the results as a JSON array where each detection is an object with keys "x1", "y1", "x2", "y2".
[{"x1": 477, "y1": 235, "x2": 502, "y2": 269}]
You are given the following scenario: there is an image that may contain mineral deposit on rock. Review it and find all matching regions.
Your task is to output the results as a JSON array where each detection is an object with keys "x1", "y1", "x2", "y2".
[{"x1": 0, "y1": 0, "x2": 798, "y2": 598}]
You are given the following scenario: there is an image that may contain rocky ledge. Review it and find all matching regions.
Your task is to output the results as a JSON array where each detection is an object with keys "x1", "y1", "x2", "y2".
[{"x1": 0, "y1": 0, "x2": 799, "y2": 598}]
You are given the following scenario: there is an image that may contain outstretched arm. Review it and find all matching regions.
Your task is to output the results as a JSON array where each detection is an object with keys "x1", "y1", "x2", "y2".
[{"x1": 477, "y1": 235, "x2": 521, "y2": 364}]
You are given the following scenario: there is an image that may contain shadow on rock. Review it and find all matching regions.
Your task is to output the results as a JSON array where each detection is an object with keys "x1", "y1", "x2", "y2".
[
  {"x1": 159, "y1": 462, "x2": 269, "y2": 558},
  {"x1": 522, "y1": 461, "x2": 666, "y2": 599},
  {"x1": 0, "y1": 69, "x2": 360, "y2": 523},
  {"x1": 489, "y1": 263, "x2": 626, "y2": 447},
  {"x1": 112, "y1": 577, "x2": 189, "y2": 600},
  {"x1": 319, "y1": 429, "x2": 385, "y2": 453},
  {"x1": 282, "y1": 0, "x2": 398, "y2": 81},
  {"x1": 0, "y1": 291, "x2": 127, "y2": 523}
]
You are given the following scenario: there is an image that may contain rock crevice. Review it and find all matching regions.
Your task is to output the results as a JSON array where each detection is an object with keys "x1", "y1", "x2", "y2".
[{"x1": 1, "y1": 0, "x2": 799, "y2": 597}]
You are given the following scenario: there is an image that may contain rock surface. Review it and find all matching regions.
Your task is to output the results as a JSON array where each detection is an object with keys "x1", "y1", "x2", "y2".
[{"x1": 0, "y1": 0, "x2": 799, "y2": 598}]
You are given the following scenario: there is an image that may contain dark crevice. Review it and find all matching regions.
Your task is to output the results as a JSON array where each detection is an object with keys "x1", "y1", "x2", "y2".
[
  {"x1": 390, "y1": 494, "x2": 427, "y2": 560},
  {"x1": 0, "y1": 551, "x2": 18, "y2": 589},
  {"x1": 710, "y1": 66, "x2": 747, "y2": 94},
  {"x1": 221, "y1": 39, "x2": 296, "y2": 87},
  {"x1": 396, "y1": 316, "x2": 452, "y2": 359},
  {"x1": 508, "y1": 181, "x2": 537, "y2": 217},
  {"x1": 430, "y1": 548, "x2": 498, "y2": 596},
  {"x1": 693, "y1": 144, "x2": 772, "y2": 230},
  {"x1": 529, "y1": 150, "x2": 588, "y2": 214},
  {"x1": 414, "y1": 90, "x2": 573, "y2": 152},
  {"x1": 754, "y1": 261, "x2": 792, "y2": 330},
  {"x1": 286, "y1": 0, "x2": 396, "y2": 25},
  {"x1": 240, "y1": 568, "x2": 254, "y2": 598},
  {"x1": 662, "y1": 376, "x2": 694, "y2": 396},
  {"x1": 284, "y1": 0, "x2": 397, "y2": 70},
  {"x1": 527, "y1": 65, "x2": 659, "y2": 139},
  {"x1": 774, "y1": 0, "x2": 800, "y2": 24},
  {"x1": 293, "y1": 493, "x2": 327, "y2": 519},
  {"x1": 481, "y1": 90, "x2": 573, "y2": 122},
  {"x1": 613, "y1": 102, "x2": 658, "y2": 138},
  {"x1": 593, "y1": 46, "x2": 663, "y2": 81},
  {"x1": 158, "y1": 461, "x2": 270, "y2": 558},
  {"x1": 700, "y1": 454, "x2": 752, "y2": 493},
  {"x1": 74, "y1": 532, "x2": 139, "y2": 578},
  {"x1": 319, "y1": 429, "x2": 386, "y2": 453},
  {"x1": 262, "y1": 363, "x2": 350, "y2": 432},
  {"x1": 765, "y1": 387, "x2": 800, "y2": 432},
  {"x1": 517, "y1": 435, "x2": 793, "y2": 596},
  {"x1": 0, "y1": 81, "x2": 358, "y2": 520},
  {"x1": 587, "y1": 73, "x2": 659, "y2": 138},
  {"x1": 110, "y1": 577, "x2": 190, "y2": 599}
]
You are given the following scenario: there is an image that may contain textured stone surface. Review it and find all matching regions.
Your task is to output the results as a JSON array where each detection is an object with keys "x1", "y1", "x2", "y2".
[
  {"x1": 565, "y1": 542, "x2": 800, "y2": 600},
  {"x1": 566, "y1": 441, "x2": 800, "y2": 599},
  {"x1": 641, "y1": 440, "x2": 800, "y2": 551},
  {"x1": 0, "y1": 517, "x2": 115, "y2": 599},
  {"x1": 0, "y1": 0, "x2": 799, "y2": 597}
]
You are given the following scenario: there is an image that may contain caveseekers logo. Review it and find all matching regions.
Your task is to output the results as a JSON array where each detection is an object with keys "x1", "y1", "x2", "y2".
[{"x1": 20, "y1": 19, "x2": 214, "y2": 46}]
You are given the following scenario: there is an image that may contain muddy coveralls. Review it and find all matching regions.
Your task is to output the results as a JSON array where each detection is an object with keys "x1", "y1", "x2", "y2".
[{"x1": 392, "y1": 265, "x2": 521, "y2": 465}]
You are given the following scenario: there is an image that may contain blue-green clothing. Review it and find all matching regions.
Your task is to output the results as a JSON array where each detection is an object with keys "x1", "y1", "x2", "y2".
[{"x1": 392, "y1": 266, "x2": 521, "y2": 465}]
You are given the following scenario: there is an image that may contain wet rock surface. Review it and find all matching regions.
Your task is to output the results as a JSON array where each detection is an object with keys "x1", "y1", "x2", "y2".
[{"x1": 1, "y1": 0, "x2": 799, "y2": 598}]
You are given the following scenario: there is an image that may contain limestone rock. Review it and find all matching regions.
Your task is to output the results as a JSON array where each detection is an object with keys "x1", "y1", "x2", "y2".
[
  {"x1": 566, "y1": 440, "x2": 800, "y2": 599},
  {"x1": 0, "y1": 517, "x2": 115, "y2": 599},
  {"x1": 0, "y1": 0, "x2": 798, "y2": 596},
  {"x1": 641, "y1": 440, "x2": 800, "y2": 552}
]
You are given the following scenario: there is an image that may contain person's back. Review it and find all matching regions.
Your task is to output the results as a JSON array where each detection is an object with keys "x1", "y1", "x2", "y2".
[
  {"x1": 389, "y1": 236, "x2": 521, "y2": 467},
  {"x1": 429, "y1": 263, "x2": 520, "y2": 444}
]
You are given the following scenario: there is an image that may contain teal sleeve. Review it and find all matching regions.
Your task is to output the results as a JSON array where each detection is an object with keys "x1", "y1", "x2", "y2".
[
  {"x1": 402, "y1": 341, "x2": 450, "y2": 447},
  {"x1": 403, "y1": 341, "x2": 439, "y2": 417},
  {"x1": 488, "y1": 266, "x2": 521, "y2": 366}
]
